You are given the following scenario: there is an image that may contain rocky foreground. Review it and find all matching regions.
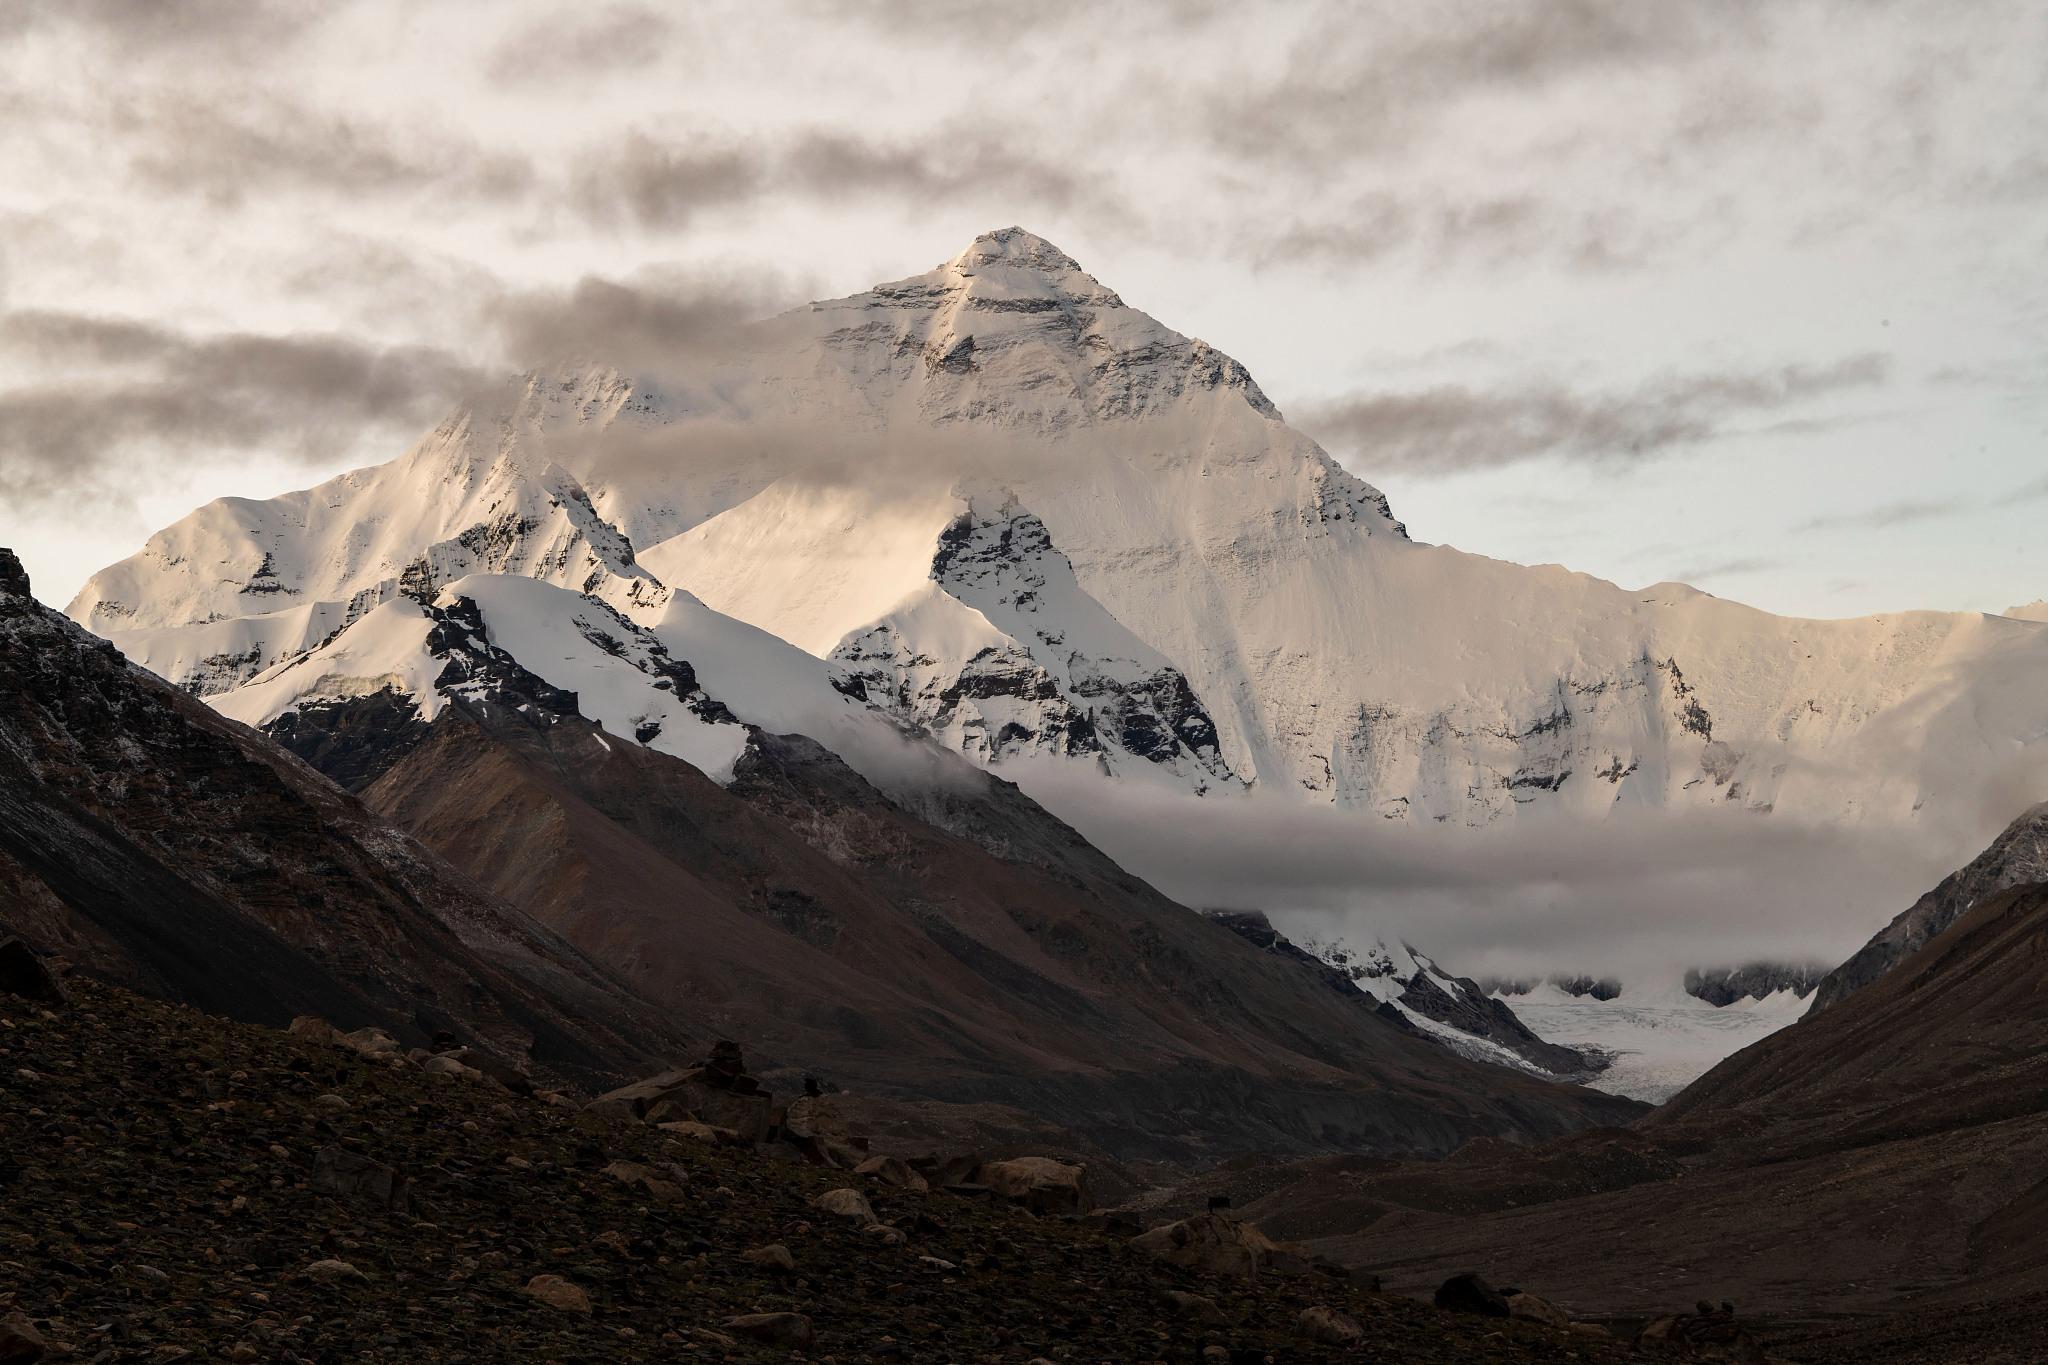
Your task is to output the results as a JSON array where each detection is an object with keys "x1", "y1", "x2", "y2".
[{"x1": 0, "y1": 968, "x2": 1667, "y2": 1364}]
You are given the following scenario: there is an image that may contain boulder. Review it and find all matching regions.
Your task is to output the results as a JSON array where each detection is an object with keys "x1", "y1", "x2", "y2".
[
  {"x1": 724, "y1": 1313, "x2": 814, "y2": 1349},
  {"x1": 855, "y1": 1154, "x2": 929, "y2": 1192},
  {"x1": 1637, "y1": 1302, "x2": 1764, "y2": 1362},
  {"x1": 286, "y1": 1016, "x2": 338, "y2": 1045},
  {"x1": 523, "y1": 1274, "x2": 591, "y2": 1314},
  {"x1": 337, "y1": 1026, "x2": 401, "y2": 1059},
  {"x1": 811, "y1": 1187, "x2": 878, "y2": 1223},
  {"x1": 312, "y1": 1146, "x2": 409, "y2": 1212},
  {"x1": 1506, "y1": 1291, "x2": 1571, "y2": 1328},
  {"x1": 1298, "y1": 1306, "x2": 1365, "y2": 1345},
  {"x1": 301, "y1": 1258, "x2": 365, "y2": 1284},
  {"x1": 1128, "y1": 1213, "x2": 1287, "y2": 1279},
  {"x1": 602, "y1": 1159, "x2": 686, "y2": 1203},
  {"x1": 420, "y1": 1054, "x2": 486, "y2": 1083},
  {"x1": 975, "y1": 1156, "x2": 1090, "y2": 1214},
  {"x1": 1160, "y1": 1290, "x2": 1226, "y2": 1325},
  {"x1": 658, "y1": 1119, "x2": 743, "y2": 1146},
  {"x1": 0, "y1": 941, "x2": 64, "y2": 1007},
  {"x1": 1435, "y1": 1273, "x2": 1510, "y2": 1317},
  {"x1": 586, "y1": 1067, "x2": 771, "y2": 1143},
  {"x1": 0, "y1": 1310, "x2": 50, "y2": 1364},
  {"x1": 741, "y1": 1244, "x2": 796, "y2": 1273}
]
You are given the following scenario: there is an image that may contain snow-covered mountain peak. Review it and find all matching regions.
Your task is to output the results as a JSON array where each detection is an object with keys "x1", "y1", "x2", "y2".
[{"x1": 946, "y1": 226, "x2": 1095, "y2": 282}]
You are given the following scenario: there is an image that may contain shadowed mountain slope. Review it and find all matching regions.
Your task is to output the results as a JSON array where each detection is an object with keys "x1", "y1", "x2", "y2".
[{"x1": 0, "y1": 548, "x2": 685, "y2": 1087}]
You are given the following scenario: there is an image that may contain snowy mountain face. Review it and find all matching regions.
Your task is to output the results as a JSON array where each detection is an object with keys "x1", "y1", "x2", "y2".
[{"x1": 69, "y1": 228, "x2": 2048, "y2": 877}]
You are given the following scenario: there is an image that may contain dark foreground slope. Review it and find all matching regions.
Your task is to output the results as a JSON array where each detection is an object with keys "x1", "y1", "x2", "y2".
[
  {"x1": 353, "y1": 693, "x2": 1642, "y2": 1163},
  {"x1": 0, "y1": 550, "x2": 683, "y2": 1086},
  {"x1": 0, "y1": 973, "x2": 1658, "y2": 1365},
  {"x1": 1156, "y1": 813, "x2": 2048, "y2": 1359}
]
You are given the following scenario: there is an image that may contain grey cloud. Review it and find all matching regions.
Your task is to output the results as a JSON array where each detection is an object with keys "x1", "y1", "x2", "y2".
[
  {"x1": 570, "y1": 135, "x2": 765, "y2": 231},
  {"x1": 1299, "y1": 352, "x2": 1891, "y2": 474},
  {"x1": 485, "y1": 270, "x2": 806, "y2": 372},
  {"x1": 1007, "y1": 758, "x2": 1993, "y2": 982},
  {"x1": 112, "y1": 93, "x2": 537, "y2": 208},
  {"x1": 0, "y1": 311, "x2": 490, "y2": 504}
]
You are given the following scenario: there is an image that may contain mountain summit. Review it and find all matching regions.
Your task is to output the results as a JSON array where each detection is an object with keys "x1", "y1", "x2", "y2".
[{"x1": 67, "y1": 231, "x2": 2048, "y2": 850}]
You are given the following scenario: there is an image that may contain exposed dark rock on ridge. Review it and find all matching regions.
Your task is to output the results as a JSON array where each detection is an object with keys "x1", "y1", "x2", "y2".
[
  {"x1": 1808, "y1": 799, "x2": 2048, "y2": 1013},
  {"x1": 1683, "y1": 961, "x2": 1824, "y2": 1006}
]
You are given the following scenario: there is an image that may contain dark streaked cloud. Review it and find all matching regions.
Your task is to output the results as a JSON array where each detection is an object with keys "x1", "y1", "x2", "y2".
[
  {"x1": 484, "y1": 4, "x2": 676, "y2": 82},
  {"x1": 1, "y1": 0, "x2": 324, "y2": 52},
  {"x1": 1789, "y1": 475, "x2": 2048, "y2": 535},
  {"x1": 1249, "y1": 195, "x2": 1710, "y2": 272},
  {"x1": 1793, "y1": 498, "x2": 1972, "y2": 534},
  {"x1": 1669, "y1": 555, "x2": 1786, "y2": 581},
  {"x1": 572, "y1": 128, "x2": 1113, "y2": 233},
  {"x1": 1300, "y1": 352, "x2": 1891, "y2": 474},
  {"x1": 1205, "y1": 1, "x2": 1748, "y2": 167}
]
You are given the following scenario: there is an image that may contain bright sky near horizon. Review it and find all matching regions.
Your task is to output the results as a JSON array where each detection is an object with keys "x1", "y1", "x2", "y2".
[{"x1": 1, "y1": 0, "x2": 2043, "y2": 618}]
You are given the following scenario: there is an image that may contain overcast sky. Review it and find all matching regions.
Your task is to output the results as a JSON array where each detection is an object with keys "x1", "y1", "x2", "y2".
[{"x1": 2, "y1": 0, "x2": 2043, "y2": 618}]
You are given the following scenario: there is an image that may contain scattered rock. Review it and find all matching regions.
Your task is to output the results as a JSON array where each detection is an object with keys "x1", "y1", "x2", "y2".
[
  {"x1": 811, "y1": 1187, "x2": 877, "y2": 1223},
  {"x1": 523, "y1": 1274, "x2": 592, "y2": 1314},
  {"x1": 975, "y1": 1156, "x2": 1090, "y2": 1214},
  {"x1": 310, "y1": 1094, "x2": 349, "y2": 1112},
  {"x1": 1298, "y1": 1304, "x2": 1366, "y2": 1344},
  {"x1": 741, "y1": 1244, "x2": 795, "y2": 1273},
  {"x1": 723, "y1": 1312, "x2": 814, "y2": 1349},
  {"x1": 1638, "y1": 1301, "x2": 1765, "y2": 1362},
  {"x1": 1436, "y1": 1273, "x2": 1511, "y2": 1317}
]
